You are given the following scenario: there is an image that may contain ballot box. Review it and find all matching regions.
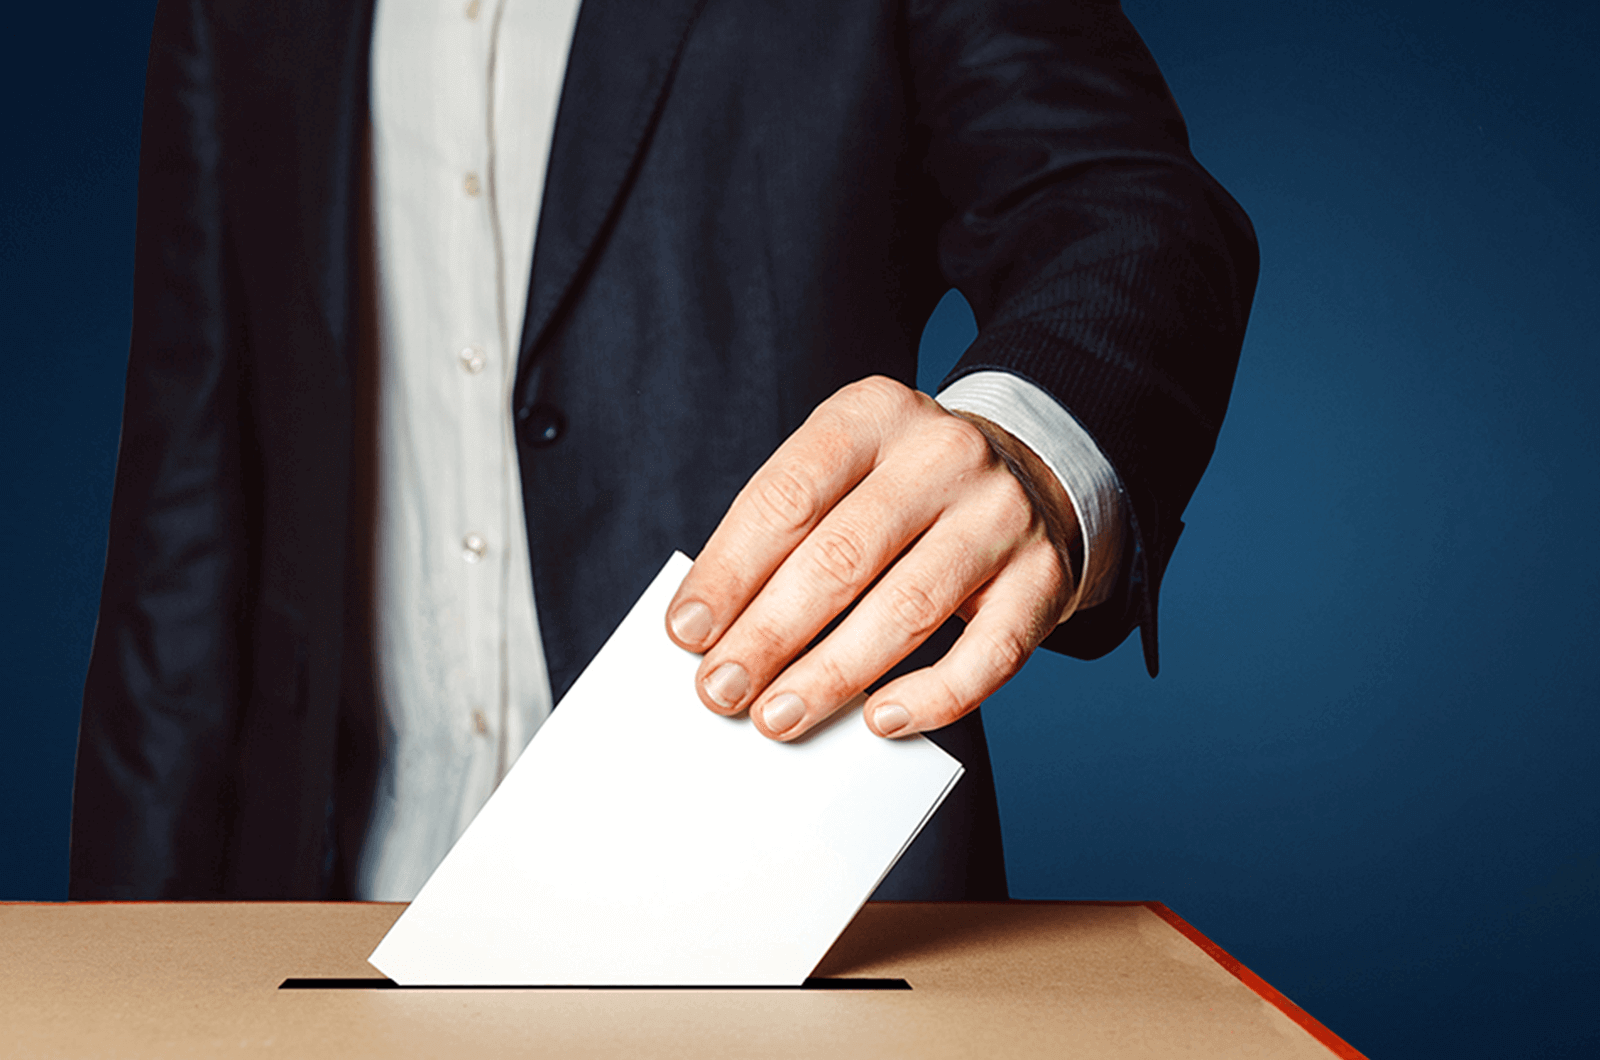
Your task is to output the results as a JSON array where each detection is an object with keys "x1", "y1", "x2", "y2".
[{"x1": 1, "y1": 901, "x2": 1363, "y2": 1058}]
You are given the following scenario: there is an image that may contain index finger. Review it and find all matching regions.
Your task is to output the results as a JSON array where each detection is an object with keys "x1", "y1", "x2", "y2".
[{"x1": 665, "y1": 382, "x2": 898, "y2": 652}]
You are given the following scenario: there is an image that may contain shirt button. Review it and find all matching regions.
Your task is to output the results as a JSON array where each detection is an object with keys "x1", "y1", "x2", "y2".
[
  {"x1": 464, "y1": 172, "x2": 482, "y2": 197},
  {"x1": 472, "y1": 710, "x2": 489, "y2": 736},
  {"x1": 516, "y1": 403, "x2": 566, "y2": 448},
  {"x1": 459, "y1": 346, "x2": 486, "y2": 374},
  {"x1": 464, "y1": 0, "x2": 481, "y2": 19},
  {"x1": 462, "y1": 533, "x2": 487, "y2": 563}
]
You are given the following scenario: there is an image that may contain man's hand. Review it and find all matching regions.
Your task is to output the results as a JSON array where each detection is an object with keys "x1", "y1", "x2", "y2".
[{"x1": 663, "y1": 375, "x2": 1080, "y2": 742}]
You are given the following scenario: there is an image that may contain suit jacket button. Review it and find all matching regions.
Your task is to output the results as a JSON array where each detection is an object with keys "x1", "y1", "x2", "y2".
[{"x1": 518, "y1": 403, "x2": 565, "y2": 447}]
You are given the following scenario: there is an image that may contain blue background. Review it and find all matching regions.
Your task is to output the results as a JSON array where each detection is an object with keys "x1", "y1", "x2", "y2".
[{"x1": 2, "y1": 2, "x2": 1595, "y2": 1056}]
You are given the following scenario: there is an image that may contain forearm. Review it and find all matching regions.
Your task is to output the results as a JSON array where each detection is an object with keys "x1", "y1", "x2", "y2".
[{"x1": 912, "y1": 0, "x2": 1259, "y2": 671}]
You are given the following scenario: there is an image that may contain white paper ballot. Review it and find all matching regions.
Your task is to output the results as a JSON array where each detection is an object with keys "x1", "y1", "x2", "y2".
[{"x1": 369, "y1": 552, "x2": 964, "y2": 986}]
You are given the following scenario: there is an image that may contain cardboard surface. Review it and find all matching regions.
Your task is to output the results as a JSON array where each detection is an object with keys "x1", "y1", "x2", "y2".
[{"x1": 0, "y1": 901, "x2": 1362, "y2": 1059}]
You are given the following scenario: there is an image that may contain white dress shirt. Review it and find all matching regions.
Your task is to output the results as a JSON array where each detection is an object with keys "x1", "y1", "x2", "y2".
[{"x1": 359, "y1": 0, "x2": 1125, "y2": 901}]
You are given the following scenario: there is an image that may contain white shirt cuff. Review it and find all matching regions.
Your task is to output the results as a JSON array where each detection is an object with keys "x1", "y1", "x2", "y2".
[{"x1": 936, "y1": 371, "x2": 1127, "y2": 623}]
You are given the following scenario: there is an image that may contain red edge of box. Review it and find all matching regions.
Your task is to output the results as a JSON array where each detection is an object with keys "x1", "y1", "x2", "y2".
[{"x1": 1143, "y1": 902, "x2": 1367, "y2": 1060}]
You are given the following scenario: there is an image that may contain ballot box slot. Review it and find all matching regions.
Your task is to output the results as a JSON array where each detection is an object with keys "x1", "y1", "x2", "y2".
[{"x1": 279, "y1": 977, "x2": 911, "y2": 991}]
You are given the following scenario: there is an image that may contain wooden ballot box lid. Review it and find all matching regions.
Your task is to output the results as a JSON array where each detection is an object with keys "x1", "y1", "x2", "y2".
[{"x1": 0, "y1": 900, "x2": 1363, "y2": 1058}]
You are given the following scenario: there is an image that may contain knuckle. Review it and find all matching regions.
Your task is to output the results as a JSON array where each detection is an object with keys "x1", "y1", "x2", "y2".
[
  {"x1": 990, "y1": 476, "x2": 1039, "y2": 535},
  {"x1": 882, "y1": 579, "x2": 948, "y2": 640},
  {"x1": 1029, "y1": 539, "x2": 1074, "y2": 596},
  {"x1": 809, "y1": 650, "x2": 857, "y2": 700},
  {"x1": 806, "y1": 525, "x2": 872, "y2": 591},
  {"x1": 743, "y1": 619, "x2": 793, "y2": 664},
  {"x1": 750, "y1": 466, "x2": 822, "y2": 533},
  {"x1": 934, "y1": 415, "x2": 994, "y2": 469},
  {"x1": 970, "y1": 463, "x2": 1037, "y2": 536},
  {"x1": 982, "y1": 627, "x2": 1032, "y2": 682},
  {"x1": 922, "y1": 671, "x2": 970, "y2": 730},
  {"x1": 842, "y1": 375, "x2": 915, "y2": 418},
  {"x1": 847, "y1": 374, "x2": 906, "y2": 404},
  {"x1": 717, "y1": 615, "x2": 794, "y2": 679},
  {"x1": 990, "y1": 461, "x2": 1030, "y2": 504}
]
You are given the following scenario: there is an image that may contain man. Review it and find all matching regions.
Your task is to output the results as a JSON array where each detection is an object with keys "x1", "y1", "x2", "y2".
[{"x1": 70, "y1": 0, "x2": 1257, "y2": 901}]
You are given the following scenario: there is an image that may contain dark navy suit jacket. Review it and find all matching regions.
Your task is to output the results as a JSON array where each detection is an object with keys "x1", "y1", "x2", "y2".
[{"x1": 70, "y1": 0, "x2": 1257, "y2": 900}]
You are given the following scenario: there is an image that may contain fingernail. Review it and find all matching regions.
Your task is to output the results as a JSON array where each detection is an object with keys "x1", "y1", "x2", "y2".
[
  {"x1": 669, "y1": 601, "x2": 714, "y2": 646},
  {"x1": 761, "y1": 693, "x2": 806, "y2": 735},
  {"x1": 703, "y1": 662, "x2": 749, "y2": 709},
  {"x1": 872, "y1": 704, "x2": 912, "y2": 737}
]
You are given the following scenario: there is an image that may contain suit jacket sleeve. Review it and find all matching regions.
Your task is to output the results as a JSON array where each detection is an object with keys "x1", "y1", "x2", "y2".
[
  {"x1": 70, "y1": 0, "x2": 249, "y2": 898},
  {"x1": 909, "y1": 0, "x2": 1260, "y2": 674}
]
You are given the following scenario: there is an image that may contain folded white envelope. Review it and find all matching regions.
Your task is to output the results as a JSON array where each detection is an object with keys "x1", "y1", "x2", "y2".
[{"x1": 368, "y1": 552, "x2": 964, "y2": 986}]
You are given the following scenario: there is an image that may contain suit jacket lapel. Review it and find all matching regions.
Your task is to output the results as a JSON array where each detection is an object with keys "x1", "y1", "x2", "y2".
[{"x1": 514, "y1": 0, "x2": 708, "y2": 388}]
